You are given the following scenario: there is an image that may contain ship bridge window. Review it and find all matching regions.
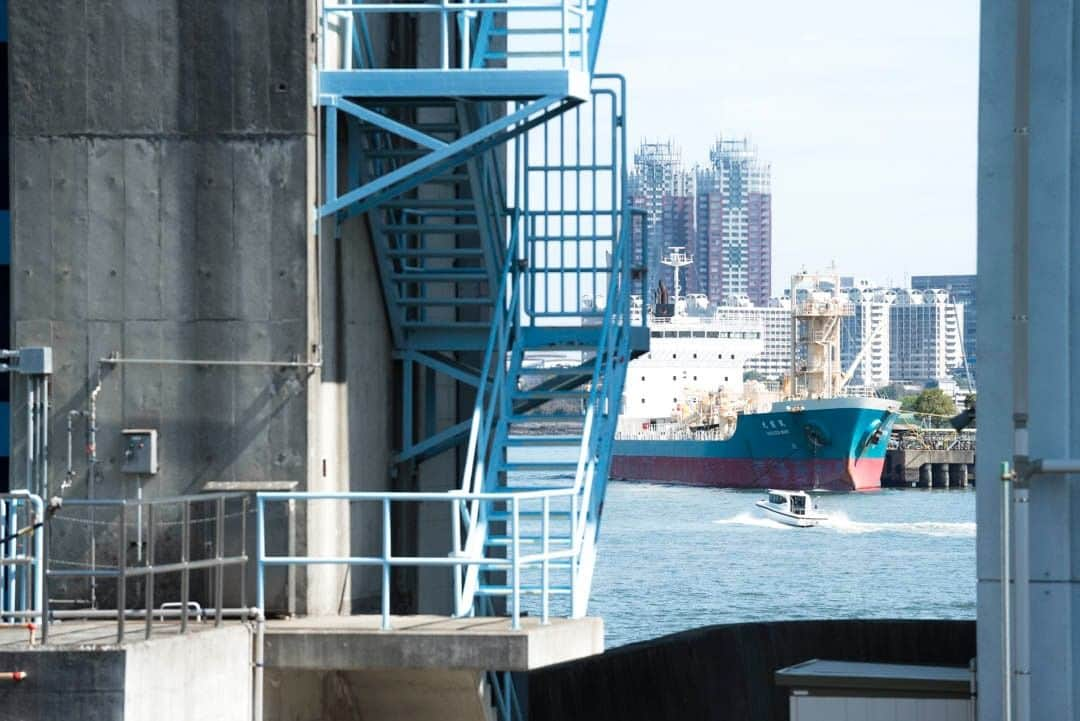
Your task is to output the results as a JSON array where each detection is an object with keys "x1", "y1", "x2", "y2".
[
  {"x1": 707, "y1": 331, "x2": 719, "y2": 338},
  {"x1": 769, "y1": 493, "x2": 786, "y2": 505},
  {"x1": 651, "y1": 331, "x2": 663, "y2": 338},
  {"x1": 672, "y1": 353, "x2": 677, "y2": 359},
  {"x1": 693, "y1": 331, "x2": 706, "y2": 338},
  {"x1": 678, "y1": 331, "x2": 691, "y2": 338},
  {"x1": 665, "y1": 331, "x2": 678, "y2": 338}
]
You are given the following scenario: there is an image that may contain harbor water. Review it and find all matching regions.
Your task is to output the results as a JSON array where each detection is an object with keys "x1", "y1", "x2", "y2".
[{"x1": 511, "y1": 447, "x2": 976, "y2": 649}]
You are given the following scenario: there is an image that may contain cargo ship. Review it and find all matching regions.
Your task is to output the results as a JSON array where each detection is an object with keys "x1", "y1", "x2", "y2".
[{"x1": 611, "y1": 258, "x2": 900, "y2": 491}]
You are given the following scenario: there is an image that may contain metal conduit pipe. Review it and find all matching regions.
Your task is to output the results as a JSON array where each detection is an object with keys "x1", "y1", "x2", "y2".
[
  {"x1": 87, "y1": 376, "x2": 102, "y2": 609},
  {"x1": 99, "y1": 356, "x2": 321, "y2": 369}
]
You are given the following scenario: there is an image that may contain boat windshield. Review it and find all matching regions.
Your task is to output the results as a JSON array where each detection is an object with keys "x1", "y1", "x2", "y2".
[
  {"x1": 790, "y1": 495, "x2": 806, "y2": 514},
  {"x1": 768, "y1": 493, "x2": 786, "y2": 505}
]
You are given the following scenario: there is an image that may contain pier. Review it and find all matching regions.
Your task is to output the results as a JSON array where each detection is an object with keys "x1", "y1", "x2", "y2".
[{"x1": 883, "y1": 428, "x2": 976, "y2": 488}]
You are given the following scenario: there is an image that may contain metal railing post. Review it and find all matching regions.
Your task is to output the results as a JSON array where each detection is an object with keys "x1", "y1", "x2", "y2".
[
  {"x1": 180, "y1": 501, "x2": 190, "y2": 633},
  {"x1": 381, "y1": 498, "x2": 391, "y2": 630},
  {"x1": 440, "y1": 5, "x2": 449, "y2": 69},
  {"x1": 215, "y1": 496, "x2": 225, "y2": 627},
  {"x1": 452, "y1": 496, "x2": 463, "y2": 617},
  {"x1": 145, "y1": 502, "x2": 154, "y2": 640},
  {"x1": 256, "y1": 497, "x2": 266, "y2": 612},
  {"x1": 117, "y1": 503, "x2": 128, "y2": 644},
  {"x1": 511, "y1": 497, "x2": 520, "y2": 630},
  {"x1": 541, "y1": 496, "x2": 550, "y2": 624}
]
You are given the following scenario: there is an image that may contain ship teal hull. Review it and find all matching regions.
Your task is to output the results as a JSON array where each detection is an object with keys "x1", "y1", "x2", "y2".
[{"x1": 611, "y1": 400, "x2": 899, "y2": 491}]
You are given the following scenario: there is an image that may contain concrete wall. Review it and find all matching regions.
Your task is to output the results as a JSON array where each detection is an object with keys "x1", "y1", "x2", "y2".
[
  {"x1": 977, "y1": 2, "x2": 1080, "y2": 718},
  {"x1": 7, "y1": 0, "x2": 331, "y2": 612},
  {"x1": 264, "y1": 669, "x2": 495, "y2": 721},
  {"x1": 124, "y1": 625, "x2": 253, "y2": 720},
  {"x1": 528, "y1": 619, "x2": 975, "y2": 721},
  {"x1": 0, "y1": 625, "x2": 252, "y2": 720}
]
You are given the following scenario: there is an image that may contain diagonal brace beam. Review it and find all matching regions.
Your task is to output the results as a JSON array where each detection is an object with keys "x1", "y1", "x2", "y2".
[
  {"x1": 326, "y1": 96, "x2": 448, "y2": 150},
  {"x1": 396, "y1": 351, "x2": 484, "y2": 388},
  {"x1": 394, "y1": 418, "x2": 473, "y2": 464},
  {"x1": 319, "y1": 94, "x2": 567, "y2": 218}
]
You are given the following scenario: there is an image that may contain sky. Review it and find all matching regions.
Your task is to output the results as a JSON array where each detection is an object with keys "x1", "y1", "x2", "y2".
[{"x1": 595, "y1": 1, "x2": 980, "y2": 294}]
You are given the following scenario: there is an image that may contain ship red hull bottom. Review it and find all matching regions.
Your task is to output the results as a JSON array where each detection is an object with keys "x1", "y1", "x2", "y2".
[{"x1": 609, "y1": 455, "x2": 886, "y2": 492}]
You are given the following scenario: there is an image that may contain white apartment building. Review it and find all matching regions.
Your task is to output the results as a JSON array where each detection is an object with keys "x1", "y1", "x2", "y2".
[
  {"x1": 716, "y1": 296, "x2": 792, "y2": 382},
  {"x1": 840, "y1": 287, "x2": 966, "y2": 388},
  {"x1": 841, "y1": 288, "x2": 895, "y2": 388}
]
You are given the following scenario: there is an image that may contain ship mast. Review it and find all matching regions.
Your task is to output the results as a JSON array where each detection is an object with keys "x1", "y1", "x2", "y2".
[{"x1": 660, "y1": 247, "x2": 693, "y2": 304}]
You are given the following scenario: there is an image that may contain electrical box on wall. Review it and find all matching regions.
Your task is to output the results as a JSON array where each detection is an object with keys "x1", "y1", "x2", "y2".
[{"x1": 122, "y1": 429, "x2": 158, "y2": 475}]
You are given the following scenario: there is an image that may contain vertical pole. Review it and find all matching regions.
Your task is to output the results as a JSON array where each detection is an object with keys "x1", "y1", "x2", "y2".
[
  {"x1": 240, "y1": 496, "x2": 248, "y2": 609},
  {"x1": 440, "y1": 6, "x2": 449, "y2": 69},
  {"x1": 145, "y1": 503, "x2": 154, "y2": 640},
  {"x1": 32, "y1": 497, "x2": 42, "y2": 628},
  {"x1": 40, "y1": 378, "x2": 49, "y2": 502},
  {"x1": 256, "y1": 497, "x2": 265, "y2": 612},
  {"x1": 215, "y1": 496, "x2": 225, "y2": 627},
  {"x1": 452, "y1": 497, "x2": 463, "y2": 617},
  {"x1": 541, "y1": 496, "x2": 549, "y2": 624},
  {"x1": 118, "y1": 503, "x2": 127, "y2": 644},
  {"x1": 1010, "y1": 0, "x2": 1031, "y2": 717},
  {"x1": 1014, "y1": 484, "x2": 1030, "y2": 721},
  {"x1": 381, "y1": 498, "x2": 391, "y2": 631},
  {"x1": 560, "y1": 0, "x2": 569, "y2": 67},
  {"x1": 511, "y1": 497, "x2": 520, "y2": 630},
  {"x1": 1001, "y1": 462, "x2": 1013, "y2": 721},
  {"x1": 25, "y1": 377, "x2": 34, "y2": 495},
  {"x1": 326, "y1": 106, "x2": 338, "y2": 205},
  {"x1": 180, "y1": 501, "x2": 190, "y2": 634}
]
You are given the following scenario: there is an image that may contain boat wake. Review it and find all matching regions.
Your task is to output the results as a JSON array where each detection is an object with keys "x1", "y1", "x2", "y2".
[
  {"x1": 714, "y1": 512, "x2": 793, "y2": 530},
  {"x1": 714, "y1": 511, "x2": 975, "y2": 537},
  {"x1": 820, "y1": 511, "x2": 975, "y2": 538}
]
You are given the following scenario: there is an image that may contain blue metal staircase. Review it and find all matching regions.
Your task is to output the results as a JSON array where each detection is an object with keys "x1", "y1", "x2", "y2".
[{"x1": 317, "y1": 1, "x2": 646, "y2": 626}]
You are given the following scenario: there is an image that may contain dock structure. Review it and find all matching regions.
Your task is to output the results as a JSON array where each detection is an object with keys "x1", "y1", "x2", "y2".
[
  {"x1": 2, "y1": 2, "x2": 643, "y2": 719},
  {"x1": 883, "y1": 427, "x2": 976, "y2": 488}
]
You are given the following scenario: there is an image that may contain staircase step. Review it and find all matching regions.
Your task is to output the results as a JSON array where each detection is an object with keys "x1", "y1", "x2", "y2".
[
  {"x1": 382, "y1": 199, "x2": 478, "y2": 210},
  {"x1": 401, "y1": 320, "x2": 492, "y2": 329},
  {"x1": 504, "y1": 436, "x2": 582, "y2": 446},
  {"x1": 391, "y1": 271, "x2": 489, "y2": 282},
  {"x1": 499, "y1": 461, "x2": 579, "y2": 472},
  {"x1": 507, "y1": 414, "x2": 586, "y2": 425},
  {"x1": 476, "y1": 586, "x2": 572, "y2": 596},
  {"x1": 383, "y1": 224, "x2": 481, "y2": 234},
  {"x1": 397, "y1": 297, "x2": 495, "y2": 306},
  {"x1": 385, "y1": 248, "x2": 485, "y2": 258},
  {"x1": 512, "y1": 389, "x2": 589, "y2": 400},
  {"x1": 487, "y1": 510, "x2": 573, "y2": 521},
  {"x1": 485, "y1": 536, "x2": 573, "y2": 546}
]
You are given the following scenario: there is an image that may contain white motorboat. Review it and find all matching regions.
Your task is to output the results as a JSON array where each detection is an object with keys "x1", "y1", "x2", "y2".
[{"x1": 754, "y1": 489, "x2": 827, "y2": 528}]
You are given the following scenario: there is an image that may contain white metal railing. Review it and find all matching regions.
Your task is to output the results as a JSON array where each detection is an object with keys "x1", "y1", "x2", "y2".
[{"x1": 256, "y1": 488, "x2": 578, "y2": 630}]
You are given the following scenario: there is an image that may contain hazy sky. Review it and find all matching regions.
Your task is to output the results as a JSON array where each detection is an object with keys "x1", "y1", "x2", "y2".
[{"x1": 596, "y1": 1, "x2": 979, "y2": 293}]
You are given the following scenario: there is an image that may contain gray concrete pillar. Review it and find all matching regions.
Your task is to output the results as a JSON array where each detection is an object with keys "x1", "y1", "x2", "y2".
[
  {"x1": 918, "y1": 464, "x2": 932, "y2": 488},
  {"x1": 931, "y1": 463, "x2": 949, "y2": 488},
  {"x1": 949, "y1": 463, "x2": 968, "y2": 488}
]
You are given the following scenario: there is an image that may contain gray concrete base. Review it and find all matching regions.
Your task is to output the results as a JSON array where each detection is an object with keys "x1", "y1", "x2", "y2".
[
  {"x1": 0, "y1": 623, "x2": 253, "y2": 720},
  {"x1": 265, "y1": 614, "x2": 604, "y2": 671},
  {"x1": 264, "y1": 668, "x2": 497, "y2": 721}
]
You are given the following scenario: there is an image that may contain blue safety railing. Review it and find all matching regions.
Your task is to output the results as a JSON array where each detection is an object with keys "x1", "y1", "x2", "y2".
[
  {"x1": 256, "y1": 487, "x2": 578, "y2": 631},
  {"x1": 0, "y1": 492, "x2": 44, "y2": 625},
  {"x1": 321, "y1": 1, "x2": 600, "y2": 73}
]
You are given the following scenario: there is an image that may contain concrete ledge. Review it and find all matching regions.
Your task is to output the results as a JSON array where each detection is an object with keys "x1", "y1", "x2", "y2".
[{"x1": 265, "y1": 615, "x2": 603, "y2": 672}]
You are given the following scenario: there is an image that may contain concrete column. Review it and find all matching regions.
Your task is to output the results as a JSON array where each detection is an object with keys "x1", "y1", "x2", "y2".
[
  {"x1": 949, "y1": 463, "x2": 968, "y2": 488},
  {"x1": 931, "y1": 463, "x2": 949, "y2": 489},
  {"x1": 918, "y1": 464, "x2": 932, "y2": 488}
]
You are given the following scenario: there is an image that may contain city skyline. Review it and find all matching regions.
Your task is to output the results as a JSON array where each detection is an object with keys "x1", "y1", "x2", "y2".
[{"x1": 598, "y1": 0, "x2": 978, "y2": 290}]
